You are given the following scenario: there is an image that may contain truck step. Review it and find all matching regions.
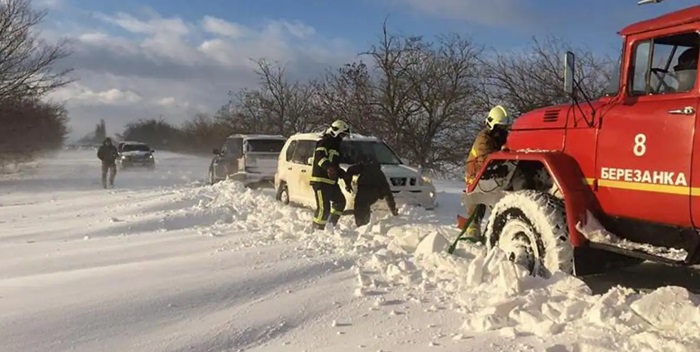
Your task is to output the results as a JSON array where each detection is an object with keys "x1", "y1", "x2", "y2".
[
  {"x1": 586, "y1": 241, "x2": 687, "y2": 265},
  {"x1": 576, "y1": 211, "x2": 690, "y2": 265}
]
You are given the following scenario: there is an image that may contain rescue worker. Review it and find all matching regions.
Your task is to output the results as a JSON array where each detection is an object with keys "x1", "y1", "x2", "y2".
[
  {"x1": 674, "y1": 47, "x2": 698, "y2": 92},
  {"x1": 310, "y1": 120, "x2": 351, "y2": 230},
  {"x1": 97, "y1": 137, "x2": 119, "y2": 188},
  {"x1": 343, "y1": 154, "x2": 399, "y2": 227},
  {"x1": 463, "y1": 105, "x2": 513, "y2": 239}
]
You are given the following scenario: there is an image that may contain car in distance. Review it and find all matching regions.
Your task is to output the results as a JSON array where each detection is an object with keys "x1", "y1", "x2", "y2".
[{"x1": 117, "y1": 141, "x2": 155, "y2": 169}]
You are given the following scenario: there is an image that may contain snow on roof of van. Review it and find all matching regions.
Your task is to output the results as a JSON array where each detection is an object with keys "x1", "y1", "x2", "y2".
[{"x1": 291, "y1": 132, "x2": 381, "y2": 141}]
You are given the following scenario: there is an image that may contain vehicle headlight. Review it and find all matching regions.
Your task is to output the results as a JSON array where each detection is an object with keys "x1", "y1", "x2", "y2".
[
  {"x1": 148, "y1": 154, "x2": 154, "y2": 159},
  {"x1": 421, "y1": 175, "x2": 432, "y2": 185}
]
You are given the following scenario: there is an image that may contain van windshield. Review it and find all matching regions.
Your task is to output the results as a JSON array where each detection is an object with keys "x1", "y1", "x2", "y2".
[
  {"x1": 246, "y1": 139, "x2": 286, "y2": 153},
  {"x1": 340, "y1": 140, "x2": 401, "y2": 165}
]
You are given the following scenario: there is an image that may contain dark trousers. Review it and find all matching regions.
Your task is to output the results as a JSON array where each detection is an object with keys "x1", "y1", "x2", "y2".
[
  {"x1": 101, "y1": 162, "x2": 117, "y2": 187},
  {"x1": 353, "y1": 187, "x2": 382, "y2": 227},
  {"x1": 312, "y1": 183, "x2": 346, "y2": 229}
]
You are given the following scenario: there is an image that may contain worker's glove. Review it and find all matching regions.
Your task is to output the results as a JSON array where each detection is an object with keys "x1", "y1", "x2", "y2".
[{"x1": 326, "y1": 165, "x2": 338, "y2": 179}]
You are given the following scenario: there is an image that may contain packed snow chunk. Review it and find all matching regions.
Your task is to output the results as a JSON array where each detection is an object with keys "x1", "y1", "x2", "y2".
[
  {"x1": 630, "y1": 286, "x2": 700, "y2": 331},
  {"x1": 388, "y1": 227, "x2": 423, "y2": 253},
  {"x1": 463, "y1": 312, "x2": 509, "y2": 332},
  {"x1": 414, "y1": 231, "x2": 450, "y2": 256},
  {"x1": 465, "y1": 252, "x2": 486, "y2": 286},
  {"x1": 496, "y1": 260, "x2": 524, "y2": 296}
]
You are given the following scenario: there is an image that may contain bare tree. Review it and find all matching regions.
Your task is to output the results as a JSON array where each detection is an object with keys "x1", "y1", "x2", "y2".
[
  {"x1": 0, "y1": 98, "x2": 68, "y2": 170},
  {"x1": 481, "y1": 35, "x2": 614, "y2": 115},
  {"x1": 313, "y1": 61, "x2": 376, "y2": 133},
  {"x1": 360, "y1": 20, "x2": 424, "y2": 149},
  {"x1": 398, "y1": 33, "x2": 484, "y2": 170},
  {"x1": 252, "y1": 59, "x2": 317, "y2": 135},
  {"x1": 0, "y1": 0, "x2": 73, "y2": 102}
]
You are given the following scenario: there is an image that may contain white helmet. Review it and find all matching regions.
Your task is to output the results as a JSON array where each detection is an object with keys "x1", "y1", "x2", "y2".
[
  {"x1": 485, "y1": 105, "x2": 513, "y2": 130},
  {"x1": 326, "y1": 120, "x2": 350, "y2": 138}
]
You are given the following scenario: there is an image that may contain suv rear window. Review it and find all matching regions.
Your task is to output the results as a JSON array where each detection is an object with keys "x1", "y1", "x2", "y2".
[{"x1": 246, "y1": 139, "x2": 286, "y2": 153}]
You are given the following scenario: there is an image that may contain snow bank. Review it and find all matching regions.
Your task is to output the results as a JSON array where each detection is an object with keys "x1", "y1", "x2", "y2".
[{"x1": 184, "y1": 180, "x2": 700, "y2": 351}]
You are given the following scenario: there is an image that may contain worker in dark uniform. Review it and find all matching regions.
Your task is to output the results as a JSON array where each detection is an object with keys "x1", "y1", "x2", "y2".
[
  {"x1": 344, "y1": 154, "x2": 398, "y2": 227},
  {"x1": 310, "y1": 120, "x2": 351, "y2": 230},
  {"x1": 463, "y1": 105, "x2": 512, "y2": 239}
]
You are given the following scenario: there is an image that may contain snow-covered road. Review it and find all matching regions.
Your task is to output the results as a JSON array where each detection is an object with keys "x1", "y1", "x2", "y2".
[{"x1": 1, "y1": 150, "x2": 700, "y2": 352}]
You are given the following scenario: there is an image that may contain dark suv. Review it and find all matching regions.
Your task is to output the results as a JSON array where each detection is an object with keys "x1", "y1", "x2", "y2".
[{"x1": 117, "y1": 141, "x2": 156, "y2": 169}]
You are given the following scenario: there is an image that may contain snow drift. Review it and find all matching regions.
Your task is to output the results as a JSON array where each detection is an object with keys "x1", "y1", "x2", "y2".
[{"x1": 185, "y1": 179, "x2": 700, "y2": 351}]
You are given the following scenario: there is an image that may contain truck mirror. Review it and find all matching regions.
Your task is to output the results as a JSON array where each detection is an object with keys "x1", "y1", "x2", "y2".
[
  {"x1": 400, "y1": 158, "x2": 409, "y2": 165},
  {"x1": 307, "y1": 157, "x2": 314, "y2": 165},
  {"x1": 564, "y1": 51, "x2": 575, "y2": 95}
]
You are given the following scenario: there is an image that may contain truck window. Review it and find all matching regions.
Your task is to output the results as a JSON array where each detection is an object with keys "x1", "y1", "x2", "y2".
[
  {"x1": 222, "y1": 138, "x2": 242, "y2": 157},
  {"x1": 603, "y1": 53, "x2": 622, "y2": 96},
  {"x1": 629, "y1": 32, "x2": 699, "y2": 96},
  {"x1": 246, "y1": 139, "x2": 286, "y2": 153}
]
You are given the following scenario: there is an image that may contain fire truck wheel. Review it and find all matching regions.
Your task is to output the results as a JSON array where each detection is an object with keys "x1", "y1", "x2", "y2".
[{"x1": 484, "y1": 190, "x2": 573, "y2": 277}]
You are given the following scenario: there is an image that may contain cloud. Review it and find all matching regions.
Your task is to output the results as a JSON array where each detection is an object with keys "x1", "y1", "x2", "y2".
[
  {"x1": 202, "y1": 16, "x2": 248, "y2": 38},
  {"x1": 42, "y1": 10, "x2": 355, "y2": 139},
  {"x1": 49, "y1": 83, "x2": 142, "y2": 106}
]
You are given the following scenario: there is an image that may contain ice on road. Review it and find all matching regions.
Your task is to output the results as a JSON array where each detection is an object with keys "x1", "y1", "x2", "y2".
[{"x1": 1, "y1": 150, "x2": 699, "y2": 352}]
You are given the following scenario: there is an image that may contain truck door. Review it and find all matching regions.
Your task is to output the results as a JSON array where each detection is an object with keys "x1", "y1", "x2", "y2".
[{"x1": 595, "y1": 32, "x2": 697, "y2": 228}]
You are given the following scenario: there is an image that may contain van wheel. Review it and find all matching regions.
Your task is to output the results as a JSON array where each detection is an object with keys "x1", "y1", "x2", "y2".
[
  {"x1": 209, "y1": 169, "x2": 217, "y2": 185},
  {"x1": 276, "y1": 183, "x2": 289, "y2": 205},
  {"x1": 484, "y1": 190, "x2": 573, "y2": 277}
]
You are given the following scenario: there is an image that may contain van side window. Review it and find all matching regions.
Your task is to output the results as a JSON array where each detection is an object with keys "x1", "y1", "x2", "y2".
[
  {"x1": 629, "y1": 32, "x2": 699, "y2": 96},
  {"x1": 292, "y1": 140, "x2": 315, "y2": 164},
  {"x1": 285, "y1": 140, "x2": 298, "y2": 162}
]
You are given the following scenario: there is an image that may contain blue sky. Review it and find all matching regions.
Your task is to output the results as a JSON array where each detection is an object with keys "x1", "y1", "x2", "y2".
[{"x1": 35, "y1": 0, "x2": 698, "y2": 139}]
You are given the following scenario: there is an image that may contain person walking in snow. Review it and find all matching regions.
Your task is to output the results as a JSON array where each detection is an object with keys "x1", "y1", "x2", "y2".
[
  {"x1": 310, "y1": 120, "x2": 351, "y2": 230},
  {"x1": 343, "y1": 154, "x2": 398, "y2": 227},
  {"x1": 97, "y1": 137, "x2": 119, "y2": 188},
  {"x1": 463, "y1": 105, "x2": 513, "y2": 240}
]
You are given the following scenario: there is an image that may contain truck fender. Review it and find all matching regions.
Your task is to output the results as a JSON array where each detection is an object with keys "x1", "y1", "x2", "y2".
[{"x1": 465, "y1": 150, "x2": 600, "y2": 247}]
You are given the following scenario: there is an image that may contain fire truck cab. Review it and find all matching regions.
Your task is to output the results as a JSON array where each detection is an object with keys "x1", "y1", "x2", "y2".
[{"x1": 461, "y1": 5, "x2": 700, "y2": 277}]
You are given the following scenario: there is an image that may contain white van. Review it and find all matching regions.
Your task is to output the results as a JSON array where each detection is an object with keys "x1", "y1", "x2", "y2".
[
  {"x1": 274, "y1": 132, "x2": 436, "y2": 212},
  {"x1": 209, "y1": 134, "x2": 287, "y2": 187}
]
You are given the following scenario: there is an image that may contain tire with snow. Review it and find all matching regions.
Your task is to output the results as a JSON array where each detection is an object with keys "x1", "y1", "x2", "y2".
[
  {"x1": 483, "y1": 190, "x2": 573, "y2": 277},
  {"x1": 276, "y1": 182, "x2": 289, "y2": 205}
]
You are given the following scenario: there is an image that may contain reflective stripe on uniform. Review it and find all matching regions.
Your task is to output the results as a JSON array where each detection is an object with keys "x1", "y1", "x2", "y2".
[
  {"x1": 470, "y1": 148, "x2": 477, "y2": 157},
  {"x1": 310, "y1": 176, "x2": 336, "y2": 185},
  {"x1": 316, "y1": 147, "x2": 327, "y2": 154},
  {"x1": 314, "y1": 190, "x2": 327, "y2": 224},
  {"x1": 328, "y1": 149, "x2": 339, "y2": 161},
  {"x1": 330, "y1": 209, "x2": 343, "y2": 216},
  {"x1": 318, "y1": 157, "x2": 328, "y2": 167}
]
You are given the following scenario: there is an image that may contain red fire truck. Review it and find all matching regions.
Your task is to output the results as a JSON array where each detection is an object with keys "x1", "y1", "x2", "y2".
[{"x1": 460, "y1": 4, "x2": 700, "y2": 277}]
